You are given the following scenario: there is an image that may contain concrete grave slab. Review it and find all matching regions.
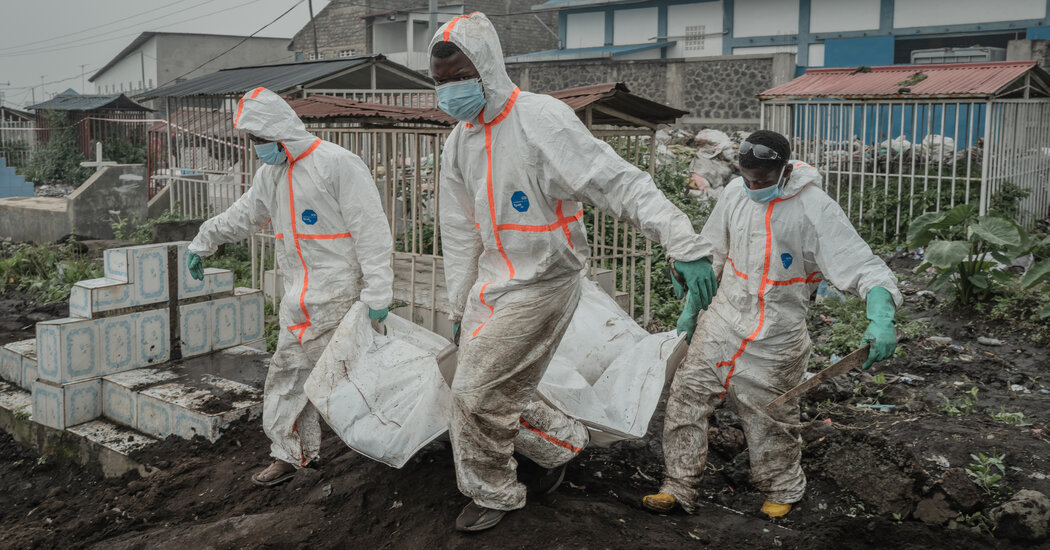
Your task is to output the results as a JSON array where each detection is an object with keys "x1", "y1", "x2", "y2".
[
  {"x1": 36, "y1": 317, "x2": 101, "y2": 384},
  {"x1": 69, "y1": 277, "x2": 133, "y2": 318},
  {"x1": 32, "y1": 378, "x2": 102, "y2": 430},
  {"x1": 103, "y1": 368, "x2": 183, "y2": 428},
  {"x1": 132, "y1": 308, "x2": 170, "y2": 367},
  {"x1": 237, "y1": 287, "x2": 265, "y2": 343},
  {"x1": 99, "y1": 314, "x2": 136, "y2": 376}
]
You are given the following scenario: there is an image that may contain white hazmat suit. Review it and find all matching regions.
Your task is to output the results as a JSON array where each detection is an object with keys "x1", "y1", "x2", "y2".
[
  {"x1": 659, "y1": 161, "x2": 903, "y2": 511},
  {"x1": 431, "y1": 13, "x2": 707, "y2": 511},
  {"x1": 189, "y1": 87, "x2": 394, "y2": 466}
]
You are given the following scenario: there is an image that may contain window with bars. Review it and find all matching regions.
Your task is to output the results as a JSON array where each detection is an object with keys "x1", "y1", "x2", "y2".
[
  {"x1": 308, "y1": 52, "x2": 325, "y2": 60},
  {"x1": 685, "y1": 25, "x2": 705, "y2": 51},
  {"x1": 339, "y1": 50, "x2": 354, "y2": 58}
]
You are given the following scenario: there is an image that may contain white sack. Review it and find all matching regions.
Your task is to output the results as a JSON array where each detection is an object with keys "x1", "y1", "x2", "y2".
[
  {"x1": 305, "y1": 303, "x2": 451, "y2": 468},
  {"x1": 537, "y1": 279, "x2": 688, "y2": 445}
]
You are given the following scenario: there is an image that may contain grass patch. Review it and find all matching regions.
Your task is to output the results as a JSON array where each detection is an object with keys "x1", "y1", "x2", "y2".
[{"x1": 0, "y1": 240, "x2": 102, "y2": 303}]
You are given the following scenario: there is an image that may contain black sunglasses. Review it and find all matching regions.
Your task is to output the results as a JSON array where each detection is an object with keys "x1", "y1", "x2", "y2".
[{"x1": 740, "y1": 141, "x2": 781, "y2": 160}]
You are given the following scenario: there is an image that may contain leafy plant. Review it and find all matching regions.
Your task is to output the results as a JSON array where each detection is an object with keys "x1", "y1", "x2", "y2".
[
  {"x1": 966, "y1": 452, "x2": 1006, "y2": 493},
  {"x1": 110, "y1": 207, "x2": 194, "y2": 244},
  {"x1": 24, "y1": 110, "x2": 93, "y2": 186},
  {"x1": 938, "y1": 386, "x2": 979, "y2": 417},
  {"x1": 988, "y1": 407, "x2": 1029, "y2": 426},
  {"x1": 908, "y1": 203, "x2": 1038, "y2": 306},
  {"x1": 0, "y1": 240, "x2": 102, "y2": 303},
  {"x1": 956, "y1": 511, "x2": 996, "y2": 536}
]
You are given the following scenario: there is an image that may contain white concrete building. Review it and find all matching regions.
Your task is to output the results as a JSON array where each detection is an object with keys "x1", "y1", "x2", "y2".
[{"x1": 89, "y1": 32, "x2": 294, "y2": 96}]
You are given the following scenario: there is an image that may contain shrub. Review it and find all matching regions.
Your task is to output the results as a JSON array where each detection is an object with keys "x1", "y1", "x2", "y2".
[{"x1": 24, "y1": 110, "x2": 92, "y2": 186}]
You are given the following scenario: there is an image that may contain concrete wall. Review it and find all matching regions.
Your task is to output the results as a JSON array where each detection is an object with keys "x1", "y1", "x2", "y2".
[
  {"x1": 69, "y1": 165, "x2": 147, "y2": 240},
  {"x1": 154, "y1": 35, "x2": 293, "y2": 88},
  {"x1": 94, "y1": 36, "x2": 159, "y2": 95},
  {"x1": 1007, "y1": 39, "x2": 1050, "y2": 73},
  {"x1": 289, "y1": 0, "x2": 558, "y2": 62},
  {"x1": 0, "y1": 197, "x2": 69, "y2": 243},
  {"x1": 0, "y1": 164, "x2": 146, "y2": 243},
  {"x1": 506, "y1": 53, "x2": 795, "y2": 131}
]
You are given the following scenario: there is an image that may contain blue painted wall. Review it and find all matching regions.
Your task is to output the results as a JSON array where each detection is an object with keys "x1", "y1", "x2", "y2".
[
  {"x1": 824, "y1": 36, "x2": 895, "y2": 68},
  {"x1": 792, "y1": 102, "x2": 987, "y2": 147},
  {"x1": 1028, "y1": 26, "x2": 1050, "y2": 39}
]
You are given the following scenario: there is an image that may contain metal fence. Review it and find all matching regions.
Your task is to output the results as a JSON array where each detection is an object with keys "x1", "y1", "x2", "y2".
[
  {"x1": 761, "y1": 98, "x2": 1050, "y2": 238},
  {"x1": 0, "y1": 121, "x2": 37, "y2": 171},
  {"x1": 223, "y1": 126, "x2": 657, "y2": 327},
  {"x1": 307, "y1": 89, "x2": 436, "y2": 109}
]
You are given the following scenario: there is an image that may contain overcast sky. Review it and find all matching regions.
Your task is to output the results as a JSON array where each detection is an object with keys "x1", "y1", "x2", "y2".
[{"x1": 0, "y1": 0, "x2": 332, "y2": 108}]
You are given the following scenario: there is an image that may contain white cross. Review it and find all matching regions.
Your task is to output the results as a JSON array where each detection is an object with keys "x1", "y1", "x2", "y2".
[{"x1": 80, "y1": 141, "x2": 120, "y2": 171}]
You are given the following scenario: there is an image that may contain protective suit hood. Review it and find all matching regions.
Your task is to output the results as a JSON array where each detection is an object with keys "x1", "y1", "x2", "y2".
[
  {"x1": 235, "y1": 87, "x2": 317, "y2": 159},
  {"x1": 779, "y1": 161, "x2": 823, "y2": 199},
  {"x1": 429, "y1": 12, "x2": 517, "y2": 118}
]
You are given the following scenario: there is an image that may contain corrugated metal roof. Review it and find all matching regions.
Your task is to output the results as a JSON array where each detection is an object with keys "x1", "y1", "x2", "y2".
[
  {"x1": 137, "y1": 58, "x2": 376, "y2": 100},
  {"x1": 290, "y1": 82, "x2": 686, "y2": 129},
  {"x1": 531, "y1": 0, "x2": 640, "y2": 11},
  {"x1": 505, "y1": 42, "x2": 675, "y2": 64},
  {"x1": 548, "y1": 82, "x2": 688, "y2": 127},
  {"x1": 147, "y1": 107, "x2": 237, "y2": 138},
  {"x1": 27, "y1": 91, "x2": 152, "y2": 112},
  {"x1": 289, "y1": 95, "x2": 454, "y2": 126},
  {"x1": 760, "y1": 61, "x2": 1049, "y2": 99}
]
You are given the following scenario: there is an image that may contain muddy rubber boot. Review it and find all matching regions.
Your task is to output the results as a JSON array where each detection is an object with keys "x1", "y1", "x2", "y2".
[
  {"x1": 251, "y1": 460, "x2": 296, "y2": 487},
  {"x1": 642, "y1": 492, "x2": 677, "y2": 512},
  {"x1": 456, "y1": 502, "x2": 507, "y2": 532},
  {"x1": 760, "y1": 500, "x2": 792, "y2": 518}
]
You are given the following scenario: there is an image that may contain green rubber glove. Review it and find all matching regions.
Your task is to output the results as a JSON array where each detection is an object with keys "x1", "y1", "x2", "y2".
[
  {"x1": 187, "y1": 253, "x2": 204, "y2": 281},
  {"x1": 676, "y1": 291, "x2": 701, "y2": 344},
  {"x1": 368, "y1": 307, "x2": 389, "y2": 322},
  {"x1": 862, "y1": 286, "x2": 897, "y2": 370},
  {"x1": 453, "y1": 321, "x2": 461, "y2": 346},
  {"x1": 671, "y1": 258, "x2": 717, "y2": 310}
]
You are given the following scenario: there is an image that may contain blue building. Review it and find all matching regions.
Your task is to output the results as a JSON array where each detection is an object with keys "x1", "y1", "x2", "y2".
[{"x1": 517, "y1": 0, "x2": 1050, "y2": 72}]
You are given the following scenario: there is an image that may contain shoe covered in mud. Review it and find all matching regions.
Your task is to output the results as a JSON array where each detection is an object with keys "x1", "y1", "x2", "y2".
[
  {"x1": 642, "y1": 492, "x2": 677, "y2": 512},
  {"x1": 251, "y1": 460, "x2": 296, "y2": 487},
  {"x1": 760, "y1": 500, "x2": 792, "y2": 518},
  {"x1": 456, "y1": 502, "x2": 507, "y2": 532}
]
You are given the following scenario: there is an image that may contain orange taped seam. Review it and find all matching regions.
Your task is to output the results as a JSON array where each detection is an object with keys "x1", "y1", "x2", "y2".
[
  {"x1": 484, "y1": 126, "x2": 515, "y2": 278},
  {"x1": 471, "y1": 282, "x2": 494, "y2": 338},
  {"x1": 727, "y1": 257, "x2": 748, "y2": 280},
  {"x1": 716, "y1": 201, "x2": 779, "y2": 398},
  {"x1": 768, "y1": 271, "x2": 822, "y2": 286},
  {"x1": 285, "y1": 138, "x2": 325, "y2": 345},
  {"x1": 519, "y1": 417, "x2": 582, "y2": 454},
  {"x1": 234, "y1": 87, "x2": 266, "y2": 129}
]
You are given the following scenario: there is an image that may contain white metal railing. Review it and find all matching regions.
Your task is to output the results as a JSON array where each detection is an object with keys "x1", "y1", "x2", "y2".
[
  {"x1": 306, "y1": 89, "x2": 437, "y2": 109},
  {"x1": 229, "y1": 126, "x2": 656, "y2": 326},
  {"x1": 0, "y1": 121, "x2": 39, "y2": 172},
  {"x1": 761, "y1": 98, "x2": 1050, "y2": 238}
]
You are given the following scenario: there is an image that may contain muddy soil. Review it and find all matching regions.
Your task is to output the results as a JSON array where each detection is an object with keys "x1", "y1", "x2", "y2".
[
  {"x1": 1, "y1": 263, "x2": 1049, "y2": 549},
  {"x1": 0, "y1": 290, "x2": 65, "y2": 346}
]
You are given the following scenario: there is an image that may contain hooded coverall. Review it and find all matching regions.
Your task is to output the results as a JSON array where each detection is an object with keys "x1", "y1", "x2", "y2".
[
  {"x1": 431, "y1": 13, "x2": 707, "y2": 511},
  {"x1": 659, "y1": 162, "x2": 903, "y2": 511},
  {"x1": 188, "y1": 87, "x2": 394, "y2": 467}
]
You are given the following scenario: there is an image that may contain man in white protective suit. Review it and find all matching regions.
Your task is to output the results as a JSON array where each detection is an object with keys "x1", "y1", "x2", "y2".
[
  {"x1": 429, "y1": 13, "x2": 719, "y2": 531},
  {"x1": 185, "y1": 87, "x2": 394, "y2": 487},
  {"x1": 642, "y1": 130, "x2": 902, "y2": 518}
]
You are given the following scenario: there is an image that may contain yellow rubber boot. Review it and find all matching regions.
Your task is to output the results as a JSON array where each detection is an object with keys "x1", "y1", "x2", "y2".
[
  {"x1": 642, "y1": 492, "x2": 677, "y2": 512},
  {"x1": 761, "y1": 500, "x2": 792, "y2": 518}
]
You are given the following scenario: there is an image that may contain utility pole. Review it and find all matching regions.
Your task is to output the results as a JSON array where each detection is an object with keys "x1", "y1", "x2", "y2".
[
  {"x1": 140, "y1": 51, "x2": 146, "y2": 92},
  {"x1": 308, "y1": 0, "x2": 319, "y2": 60},
  {"x1": 0, "y1": 82, "x2": 10, "y2": 107},
  {"x1": 80, "y1": 65, "x2": 87, "y2": 93},
  {"x1": 428, "y1": 0, "x2": 438, "y2": 42}
]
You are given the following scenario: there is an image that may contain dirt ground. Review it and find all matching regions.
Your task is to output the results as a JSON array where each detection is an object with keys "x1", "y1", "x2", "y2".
[{"x1": 1, "y1": 261, "x2": 1049, "y2": 549}]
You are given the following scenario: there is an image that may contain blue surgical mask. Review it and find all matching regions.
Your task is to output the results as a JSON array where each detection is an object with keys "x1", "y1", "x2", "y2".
[
  {"x1": 254, "y1": 142, "x2": 286, "y2": 165},
  {"x1": 744, "y1": 166, "x2": 786, "y2": 203},
  {"x1": 436, "y1": 78, "x2": 487, "y2": 122}
]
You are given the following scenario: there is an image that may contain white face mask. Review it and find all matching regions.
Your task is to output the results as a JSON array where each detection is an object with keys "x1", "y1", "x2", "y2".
[{"x1": 744, "y1": 165, "x2": 786, "y2": 203}]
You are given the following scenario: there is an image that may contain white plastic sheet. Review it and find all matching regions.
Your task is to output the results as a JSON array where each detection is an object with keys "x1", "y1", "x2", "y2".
[
  {"x1": 537, "y1": 279, "x2": 688, "y2": 446},
  {"x1": 305, "y1": 303, "x2": 452, "y2": 468}
]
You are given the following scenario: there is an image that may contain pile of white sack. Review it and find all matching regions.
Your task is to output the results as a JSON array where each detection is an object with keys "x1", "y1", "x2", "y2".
[{"x1": 305, "y1": 278, "x2": 687, "y2": 468}]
